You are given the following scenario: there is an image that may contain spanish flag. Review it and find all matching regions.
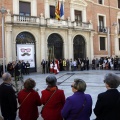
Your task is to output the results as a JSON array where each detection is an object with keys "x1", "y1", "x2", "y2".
[{"x1": 55, "y1": 0, "x2": 60, "y2": 20}]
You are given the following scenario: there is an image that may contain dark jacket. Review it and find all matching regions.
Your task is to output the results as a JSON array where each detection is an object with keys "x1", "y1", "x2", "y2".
[
  {"x1": 94, "y1": 89, "x2": 120, "y2": 120},
  {"x1": 0, "y1": 83, "x2": 17, "y2": 118},
  {"x1": 61, "y1": 92, "x2": 92, "y2": 120}
]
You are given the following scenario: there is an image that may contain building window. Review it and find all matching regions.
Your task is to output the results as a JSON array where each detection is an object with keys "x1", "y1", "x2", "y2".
[
  {"x1": 119, "y1": 38, "x2": 120, "y2": 50},
  {"x1": 50, "y1": 5, "x2": 55, "y2": 18},
  {"x1": 98, "y1": 0, "x2": 103, "y2": 4},
  {"x1": 75, "y1": 10, "x2": 82, "y2": 26},
  {"x1": 118, "y1": 19, "x2": 120, "y2": 34},
  {"x1": 98, "y1": 16, "x2": 105, "y2": 32},
  {"x1": 118, "y1": 0, "x2": 120, "y2": 8},
  {"x1": 19, "y1": 1, "x2": 31, "y2": 16},
  {"x1": 100, "y1": 37, "x2": 105, "y2": 50}
]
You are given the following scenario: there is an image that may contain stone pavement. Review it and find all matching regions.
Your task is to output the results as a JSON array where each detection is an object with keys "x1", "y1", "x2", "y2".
[{"x1": 0, "y1": 70, "x2": 120, "y2": 120}]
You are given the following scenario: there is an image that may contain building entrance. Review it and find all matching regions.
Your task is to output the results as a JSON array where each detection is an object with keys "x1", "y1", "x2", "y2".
[
  {"x1": 16, "y1": 32, "x2": 36, "y2": 72},
  {"x1": 73, "y1": 35, "x2": 86, "y2": 59},
  {"x1": 48, "y1": 33, "x2": 63, "y2": 60}
]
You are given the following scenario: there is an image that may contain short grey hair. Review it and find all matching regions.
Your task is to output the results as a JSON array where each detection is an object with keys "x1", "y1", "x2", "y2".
[
  {"x1": 46, "y1": 75, "x2": 57, "y2": 87},
  {"x1": 2, "y1": 72, "x2": 11, "y2": 81},
  {"x1": 104, "y1": 73, "x2": 120, "y2": 88},
  {"x1": 73, "y1": 79, "x2": 86, "y2": 92}
]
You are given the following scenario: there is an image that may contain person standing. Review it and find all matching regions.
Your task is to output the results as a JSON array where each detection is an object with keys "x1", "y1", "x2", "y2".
[
  {"x1": 25, "y1": 61, "x2": 30, "y2": 75},
  {"x1": 18, "y1": 78, "x2": 41, "y2": 120},
  {"x1": 41, "y1": 59, "x2": 46, "y2": 74},
  {"x1": 0, "y1": 73, "x2": 17, "y2": 120},
  {"x1": 50, "y1": 61, "x2": 54, "y2": 73},
  {"x1": 21, "y1": 60, "x2": 26, "y2": 75},
  {"x1": 41, "y1": 75, "x2": 65, "y2": 120},
  {"x1": 94, "y1": 73, "x2": 120, "y2": 120},
  {"x1": 53, "y1": 61, "x2": 59, "y2": 74},
  {"x1": 61, "y1": 79, "x2": 92, "y2": 120},
  {"x1": 86, "y1": 57, "x2": 89, "y2": 70}
]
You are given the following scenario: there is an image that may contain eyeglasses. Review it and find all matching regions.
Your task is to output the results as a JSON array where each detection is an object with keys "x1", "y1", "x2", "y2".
[
  {"x1": 71, "y1": 85, "x2": 74, "y2": 88},
  {"x1": 21, "y1": 48, "x2": 31, "y2": 52}
]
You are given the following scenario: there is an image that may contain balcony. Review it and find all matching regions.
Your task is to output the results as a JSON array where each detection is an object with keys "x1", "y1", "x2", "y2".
[
  {"x1": 98, "y1": 26, "x2": 108, "y2": 33},
  {"x1": 5, "y1": 14, "x2": 92, "y2": 30}
]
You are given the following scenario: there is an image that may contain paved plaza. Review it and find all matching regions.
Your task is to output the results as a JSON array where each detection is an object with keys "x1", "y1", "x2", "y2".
[{"x1": 0, "y1": 70, "x2": 120, "y2": 120}]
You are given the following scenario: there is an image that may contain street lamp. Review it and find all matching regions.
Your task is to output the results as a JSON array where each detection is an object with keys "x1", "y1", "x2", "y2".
[{"x1": 0, "y1": 6, "x2": 7, "y2": 73}]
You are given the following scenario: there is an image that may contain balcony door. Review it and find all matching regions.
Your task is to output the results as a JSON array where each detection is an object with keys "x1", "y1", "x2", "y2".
[
  {"x1": 48, "y1": 33, "x2": 63, "y2": 60},
  {"x1": 75, "y1": 10, "x2": 82, "y2": 26},
  {"x1": 19, "y1": 1, "x2": 31, "y2": 16},
  {"x1": 99, "y1": 16, "x2": 104, "y2": 32}
]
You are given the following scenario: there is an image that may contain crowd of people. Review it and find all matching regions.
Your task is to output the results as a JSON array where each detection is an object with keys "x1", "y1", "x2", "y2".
[
  {"x1": 0, "y1": 72, "x2": 120, "y2": 120},
  {"x1": 0, "y1": 60, "x2": 30, "y2": 78},
  {"x1": 0, "y1": 56, "x2": 120, "y2": 78},
  {"x1": 41, "y1": 56, "x2": 120, "y2": 75}
]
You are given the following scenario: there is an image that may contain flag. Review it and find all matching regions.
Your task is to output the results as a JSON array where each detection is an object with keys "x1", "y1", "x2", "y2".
[
  {"x1": 60, "y1": 1, "x2": 64, "y2": 17},
  {"x1": 55, "y1": 0, "x2": 60, "y2": 20}
]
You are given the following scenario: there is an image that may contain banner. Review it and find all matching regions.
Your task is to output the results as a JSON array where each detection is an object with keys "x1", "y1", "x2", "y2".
[
  {"x1": 55, "y1": 0, "x2": 60, "y2": 20},
  {"x1": 60, "y1": 1, "x2": 64, "y2": 17},
  {"x1": 17, "y1": 44, "x2": 35, "y2": 67}
]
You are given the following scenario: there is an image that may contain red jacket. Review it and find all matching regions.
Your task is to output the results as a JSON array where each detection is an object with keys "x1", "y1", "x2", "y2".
[
  {"x1": 18, "y1": 89, "x2": 41, "y2": 120},
  {"x1": 41, "y1": 87, "x2": 65, "y2": 120}
]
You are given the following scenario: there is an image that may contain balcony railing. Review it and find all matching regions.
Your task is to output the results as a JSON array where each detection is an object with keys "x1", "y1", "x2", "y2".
[
  {"x1": 5, "y1": 14, "x2": 92, "y2": 30},
  {"x1": 98, "y1": 26, "x2": 108, "y2": 33}
]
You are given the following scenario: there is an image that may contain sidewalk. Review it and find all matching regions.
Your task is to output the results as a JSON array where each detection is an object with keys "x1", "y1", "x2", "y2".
[{"x1": 0, "y1": 70, "x2": 120, "y2": 120}]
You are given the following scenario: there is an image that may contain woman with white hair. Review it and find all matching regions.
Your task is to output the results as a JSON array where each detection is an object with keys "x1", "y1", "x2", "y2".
[{"x1": 94, "y1": 73, "x2": 120, "y2": 120}]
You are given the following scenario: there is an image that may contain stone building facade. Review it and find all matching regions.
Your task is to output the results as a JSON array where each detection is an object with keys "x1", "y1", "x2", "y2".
[{"x1": 0, "y1": 0, "x2": 120, "y2": 72}]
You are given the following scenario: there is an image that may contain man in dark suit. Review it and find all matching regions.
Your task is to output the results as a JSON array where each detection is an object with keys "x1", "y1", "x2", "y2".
[
  {"x1": 41, "y1": 59, "x2": 46, "y2": 74},
  {"x1": 0, "y1": 73, "x2": 17, "y2": 120},
  {"x1": 94, "y1": 73, "x2": 120, "y2": 120}
]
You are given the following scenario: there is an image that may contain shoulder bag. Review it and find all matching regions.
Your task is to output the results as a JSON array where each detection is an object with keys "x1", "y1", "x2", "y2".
[
  {"x1": 41, "y1": 90, "x2": 57, "y2": 114},
  {"x1": 17, "y1": 92, "x2": 31, "y2": 109}
]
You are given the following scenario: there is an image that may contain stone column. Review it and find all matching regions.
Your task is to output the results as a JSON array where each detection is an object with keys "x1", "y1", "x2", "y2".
[
  {"x1": 36, "y1": 37, "x2": 41, "y2": 72},
  {"x1": 5, "y1": 25, "x2": 12, "y2": 63},
  {"x1": 45, "y1": 0, "x2": 49, "y2": 18},
  {"x1": 31, "y1": 0, "x2": 37, "y2": 16},
  {"x1": 63, "y1": 43, "x2": 67, "y2": 59},
  {"x1": 114, "y1": 25, "x2": 118, "y2": 56},
  {"x1": 90, "y1": 32, "x2": 94, "y2": 63},
  {"x1": 68, "y1": 29, "x2": 73, "y2": 59},
  {"x1": 70, "y1": 5, "x2": 74, "y2": 21},
  {"x1": 82, "y1": 8, "x2": 86, "y2": 22},
  {"x1": 13, "y1": 0, "x2": 19, "y2": 14},
  {"x1": 40, "y1": 27, "x2": 45, "y2": 60}
]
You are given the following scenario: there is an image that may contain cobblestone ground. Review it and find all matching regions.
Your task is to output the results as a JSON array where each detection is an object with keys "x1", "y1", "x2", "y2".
[{"x1": 0, "y1": 70, "x2": 120, "y2": 120}]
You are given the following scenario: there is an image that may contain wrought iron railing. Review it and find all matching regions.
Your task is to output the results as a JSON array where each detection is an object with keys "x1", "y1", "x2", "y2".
[{"x1": 98, "y1": 26, "x2": 108, "y2": 33}]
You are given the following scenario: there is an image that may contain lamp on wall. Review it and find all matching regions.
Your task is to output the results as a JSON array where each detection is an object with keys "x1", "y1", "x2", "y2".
[{"x1": 0, "y1": 6, "x2": 7, "y2": 73}]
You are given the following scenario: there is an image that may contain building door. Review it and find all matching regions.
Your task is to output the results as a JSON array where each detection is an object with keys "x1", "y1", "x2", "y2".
[
  {"x1": 48, "y1": 33, "x2": 63, "y2": 60},
  {"x1": 73, "y1": 35, "x2": 86, "y2": 59},
  {"x1": 16, "y1": 32, "x2": 36, "y2": 72}
]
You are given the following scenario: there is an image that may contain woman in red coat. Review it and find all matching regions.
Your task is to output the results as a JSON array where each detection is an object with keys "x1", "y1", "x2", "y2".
[
  {"x1": 18, "y1": 78, "x2": 41, "y2": 120},
  {"x1": 41, "y1": 75, "x2": 65, "y2": 120}
]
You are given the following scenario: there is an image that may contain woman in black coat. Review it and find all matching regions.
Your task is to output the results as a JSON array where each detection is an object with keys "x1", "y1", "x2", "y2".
[{"x1": 94, "y1": 73, "x2": 120, "y2": 120}]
